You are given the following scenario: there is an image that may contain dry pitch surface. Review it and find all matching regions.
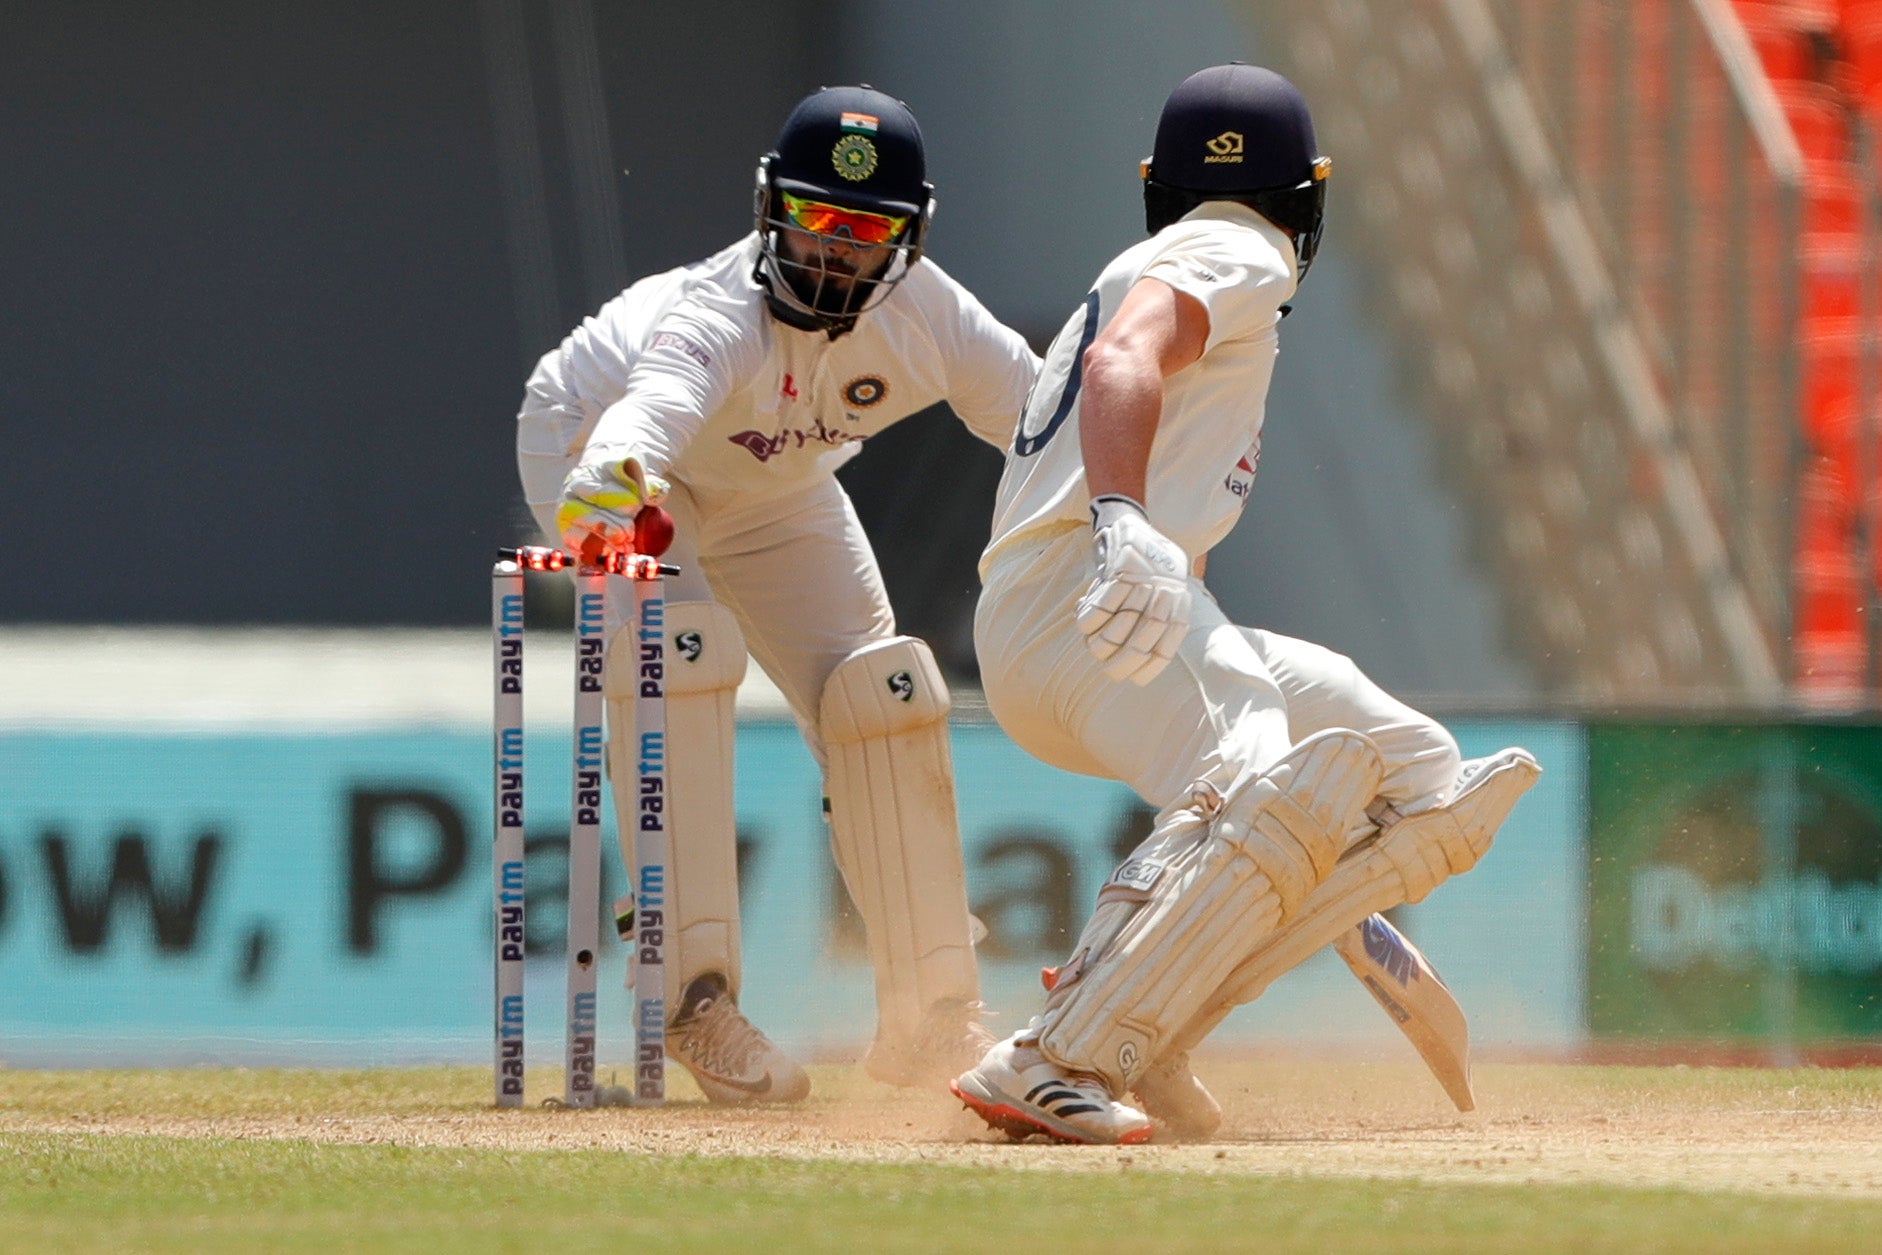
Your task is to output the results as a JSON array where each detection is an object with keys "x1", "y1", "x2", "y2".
[{"x1": 5, "y1": 1056, "x2": 1878, "y2": 1200}]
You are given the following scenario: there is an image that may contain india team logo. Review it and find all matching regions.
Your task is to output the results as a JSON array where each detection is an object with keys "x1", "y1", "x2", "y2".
[
  {"x1": 843, "y1": 375, "x2": 888, "y2": 408},
  {"x1": 832, "y1": 134, "x2": 878, "y2": 181}
]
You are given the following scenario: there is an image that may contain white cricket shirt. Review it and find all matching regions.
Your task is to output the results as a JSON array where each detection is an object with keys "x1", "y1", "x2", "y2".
[
  {"x1": 518, "y1": 234, "x2": 1037, "y2": 506},
  {"x1": 981, "y1": 202, "x2": 1296, "y2": 573}
]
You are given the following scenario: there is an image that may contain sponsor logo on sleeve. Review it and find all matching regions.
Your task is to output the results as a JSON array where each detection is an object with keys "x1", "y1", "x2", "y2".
[{"x1": 650, "y1": 331, "x2": 710, "y2": 368}]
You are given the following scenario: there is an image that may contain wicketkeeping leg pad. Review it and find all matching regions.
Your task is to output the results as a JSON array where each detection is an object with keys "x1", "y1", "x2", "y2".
[
  {"x1": 1038, "y1": 730, "x2": 1384, "y2": 1096},
  {"x1": 606, "y1": 601, "x2": 746, "y2": 1004},
  {"x1": 819, "y1": 636, "x2": 980, "y2": 1049}
]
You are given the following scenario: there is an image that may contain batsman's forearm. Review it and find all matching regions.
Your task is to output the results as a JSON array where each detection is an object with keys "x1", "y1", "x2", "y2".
[{"x1": 1077, "y1": 344, "x2": 1164, "y2": 505}]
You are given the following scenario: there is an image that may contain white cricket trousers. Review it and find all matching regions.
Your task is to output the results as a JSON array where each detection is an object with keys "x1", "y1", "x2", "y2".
[{"x1": 976, "y1": 526, "x2": 1459, "y2": 813}]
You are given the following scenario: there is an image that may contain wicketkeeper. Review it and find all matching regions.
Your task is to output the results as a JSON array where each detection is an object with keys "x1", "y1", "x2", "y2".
[
  {"x1": 950, "y1": 64, "x2": 1540, "y2": 1144},
  {"x1": 517, "y1": 85, "x2": 1037, "y2": 1102}
]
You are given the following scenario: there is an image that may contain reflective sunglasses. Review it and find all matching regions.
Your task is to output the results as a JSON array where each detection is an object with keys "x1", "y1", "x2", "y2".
[{"x1": 781, "y1": 192, "x2": 909, "y2": 245}]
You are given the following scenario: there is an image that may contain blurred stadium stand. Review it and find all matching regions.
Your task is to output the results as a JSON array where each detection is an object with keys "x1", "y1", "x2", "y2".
[
  {"x1": 1242, "y1": 0, "x2": 1882, "y2": 709},
  {"x1": 9, "y1": 1, "x2": 1880, "y2": 712},
  {"x1": 1, "y1": 1, "x2": 1527, "y2": 700}
]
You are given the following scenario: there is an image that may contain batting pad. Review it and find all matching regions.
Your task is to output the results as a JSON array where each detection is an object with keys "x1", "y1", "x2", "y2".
[
  {"x1": 1164, "y1": 746, "x2": 1543, "y2": 1056},
  {"x1": 1039, "y1": 730, "x2": 1384, "y2": 1095},
  {"x1": 606, "y1": 601, "x2": 746, "y2": 1005},
  {"x1": 819, "y1": 636, "x2": 979, "y2": 1049}
]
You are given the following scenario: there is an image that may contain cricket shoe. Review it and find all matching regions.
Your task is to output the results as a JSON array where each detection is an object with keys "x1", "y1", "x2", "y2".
[
  {"x1": 950, "y1": 1033, "x2": 1152, "y2": 1145},
  {"x1": 864, "y1": 998, "x2": 997, "y2": 1088},
  {"x1": 1131, "y1": 1051, "x2": 1222, "y2": 1140},
  {"x1": 666, "y1": 973, "x2": 810, "y2": 1105}
]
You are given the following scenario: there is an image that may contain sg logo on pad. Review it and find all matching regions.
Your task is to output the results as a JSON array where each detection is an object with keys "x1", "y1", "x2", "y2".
[
  {"x1": 675, "y1": 630, "x2": 704, "y2": 663},
  {"x1": 886, "y1": 671, "x2": 915, "y2": 701}
]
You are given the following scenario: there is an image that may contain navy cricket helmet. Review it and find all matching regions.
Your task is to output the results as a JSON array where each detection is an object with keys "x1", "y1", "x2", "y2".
[
  {"x1": 1141, "y1": 64, "x2": 1331, "y2": 277},
  {"x1": 754, "y1": 85, "x2": 935, "y2": 334}
]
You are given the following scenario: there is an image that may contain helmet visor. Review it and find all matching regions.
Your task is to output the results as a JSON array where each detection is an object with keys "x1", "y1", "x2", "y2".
[{"x1": 781, "y1": 191, "x2": 909, "y2": 245}]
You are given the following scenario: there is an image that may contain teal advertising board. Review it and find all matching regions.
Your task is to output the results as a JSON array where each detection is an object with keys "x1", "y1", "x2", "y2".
[{"x1": 1, "y1": 719, "x2": 1576, "y2": 1066}]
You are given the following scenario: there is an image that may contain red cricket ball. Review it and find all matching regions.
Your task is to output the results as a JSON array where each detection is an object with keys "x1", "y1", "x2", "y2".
[{"x1": 634, "y1": 505, "x2": 676, "y2": 557}]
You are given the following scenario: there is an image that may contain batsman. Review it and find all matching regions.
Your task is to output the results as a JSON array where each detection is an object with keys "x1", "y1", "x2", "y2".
[
  {"x1": 950, "y1": 64, "x2": 1540, "y2": 1143},
  {"x1": 517, "y1": 85, "x2": 1037, "y2": 1101}
]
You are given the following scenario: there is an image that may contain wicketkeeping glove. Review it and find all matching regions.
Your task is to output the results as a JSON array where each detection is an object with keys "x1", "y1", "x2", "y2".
[
  {"x1": 556, "y1": 453, "x2": 670, "y2": 563},
  {"x1": 1074, "y1": 494, "x2": 1192, "y2": 685}
]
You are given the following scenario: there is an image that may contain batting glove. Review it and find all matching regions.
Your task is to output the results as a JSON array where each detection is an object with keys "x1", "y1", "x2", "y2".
[
  {"x1": 1074, "y1": 494, "x2": 1192, "y2": 685},
  {"x1": 556, "y1": 453, "x2": 670, "y2": 564}
]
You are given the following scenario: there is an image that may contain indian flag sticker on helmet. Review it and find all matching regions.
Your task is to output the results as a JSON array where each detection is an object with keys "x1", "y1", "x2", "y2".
[
  {"x1": 839, "y1": 111, "x2": 879, "y2": 134},
  {"x1": 832, "y1": 134, "x2": 878, "y2": 181}
]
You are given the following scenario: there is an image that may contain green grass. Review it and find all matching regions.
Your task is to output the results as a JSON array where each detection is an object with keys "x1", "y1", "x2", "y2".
[
  {"x1": 3, "y1": 1065, "x2": 1879, "y2": 1253},
  {"x1": 3, "y1": 1132, "x2": 1876, "y2": 1254},
  {"x1": 0, "y1": 1066, "x2": 488, "y2": 1121}
]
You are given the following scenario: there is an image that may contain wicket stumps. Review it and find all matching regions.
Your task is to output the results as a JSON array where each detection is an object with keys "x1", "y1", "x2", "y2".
[{"x1": 491, "y1": 544, "x2": 675, "y2": 1109}]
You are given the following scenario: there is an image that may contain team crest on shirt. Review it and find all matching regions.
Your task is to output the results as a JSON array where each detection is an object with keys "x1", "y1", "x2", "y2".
[
  {"x1": 843, "y1": 375, "x2": 888, "y2": 409},
  {"x1": 832, "y1": 134, "x2": 878, "y2": 181}
]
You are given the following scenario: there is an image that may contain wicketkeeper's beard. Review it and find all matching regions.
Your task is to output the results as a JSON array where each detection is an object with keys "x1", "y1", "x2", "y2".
[{"x1": 774, "y1": 231, "x2": 897, "y2": 319}]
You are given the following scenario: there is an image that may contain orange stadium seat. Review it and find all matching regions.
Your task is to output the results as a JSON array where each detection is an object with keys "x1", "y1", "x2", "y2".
[
  {"x1": 1796, "y1": 548, "x2": 1862, "y2": 618},
  {"x1": 1794, "y1": 628, "x2": 1866, "y2": 699},
  {"x1": 1802, "y1": 237, "x2": 1864, "y2": 325},
  {"x1": 1779, "y1": 0, "x2": 1841, "y2": 35},
  {"x1": 1793, "y1": 529, "x2": 1866, "y2": 697},
  {"x1": 1800, "y1": 324, "x2": 1864, "y2": 445},
  {"x1": 1840, "y1": 0, "x2": 1882, "y2": 29},
  {"x1": 1844, "y1": 12, "x2": 1882, "y2": 114},
  {"x1": 1802, "y1": 158, "x2": 1865, "y2": 233},
  {"x1": 1796, "y1": 452, "x2": 1858, "y2": 550},
  {"x1": 1738, "y1": 1, "x2": 1882, "y2": 698},
  {"x1": 1795, "y1": 537, "x2": 1865, "y2": 613},
  {"x1": 1735, "y1": 2, "x2": 1819, "y2": 80},
  {"x1": 1775, "y1": 81, "x2": 1852, "y2": 160}
]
